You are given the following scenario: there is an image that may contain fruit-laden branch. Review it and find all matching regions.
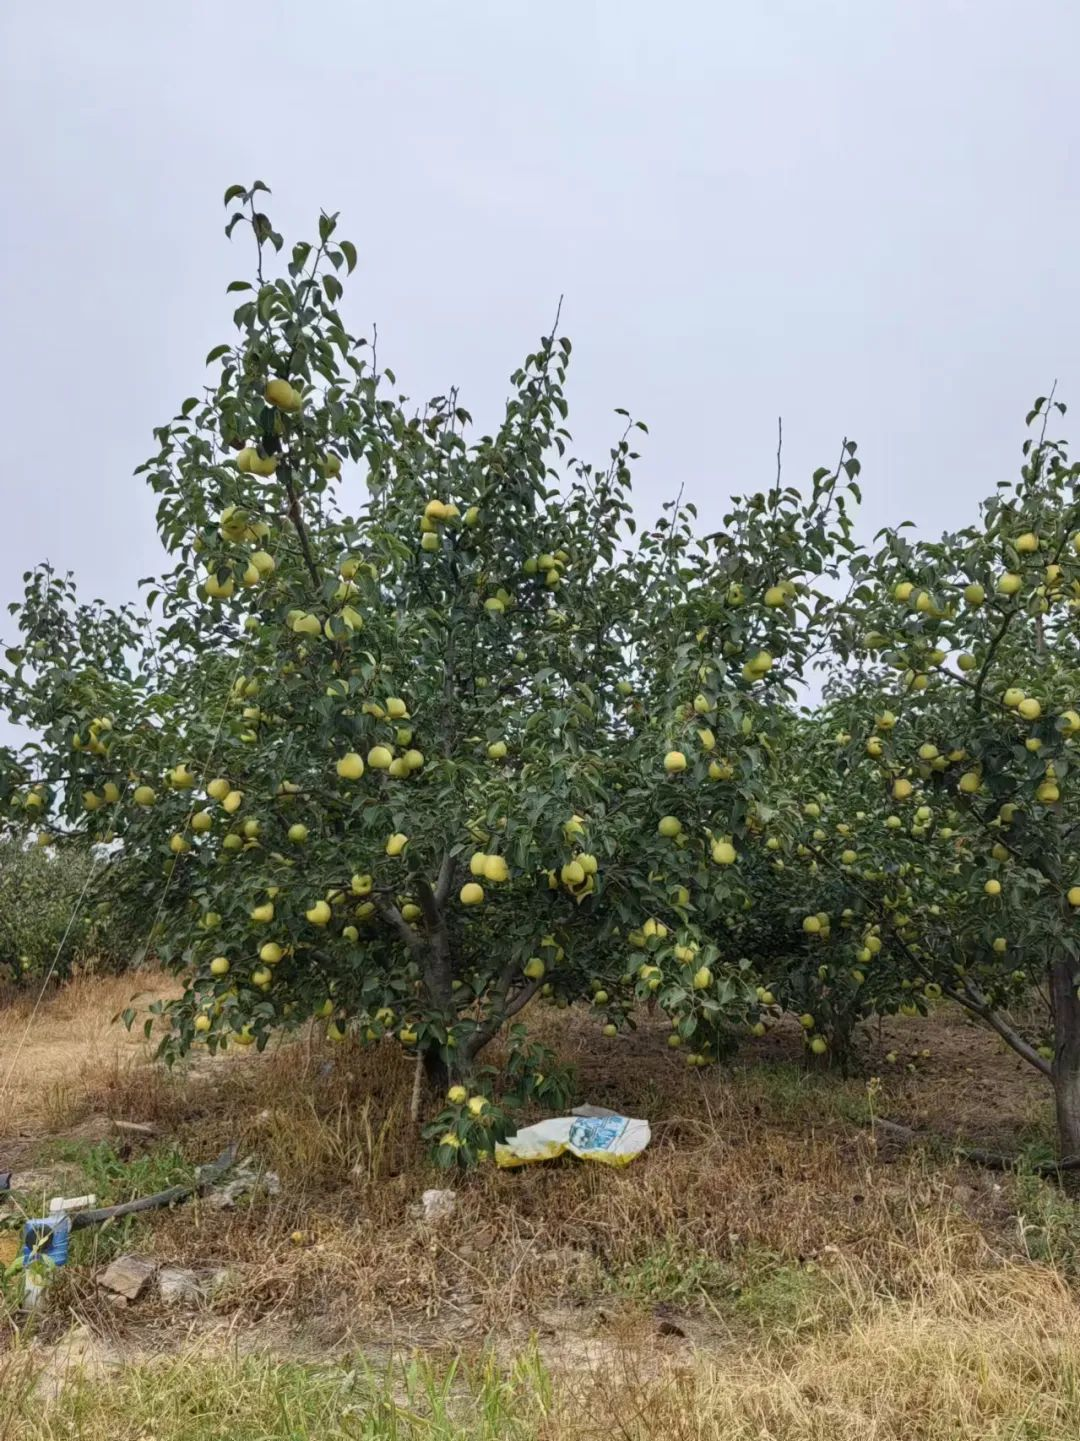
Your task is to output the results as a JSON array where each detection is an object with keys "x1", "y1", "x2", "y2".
[
  {"x1": 969, "y1": 606, "x2": 1018, "y2": 716},
  {"x1": 804, "y1": 836, "x2": 1052, "y2": 1078}
]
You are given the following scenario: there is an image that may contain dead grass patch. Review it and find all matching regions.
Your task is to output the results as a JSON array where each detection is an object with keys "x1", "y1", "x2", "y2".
[
  {"x1": 3, "y1": 1261, "x2": 1080, "y2": 1438},
  {"x1": 0, "y1": 970, "x2": 180, "y2": 1136},
  {"x1": 0, "y1": 973, "x2": 1070, "y2": 1376}
]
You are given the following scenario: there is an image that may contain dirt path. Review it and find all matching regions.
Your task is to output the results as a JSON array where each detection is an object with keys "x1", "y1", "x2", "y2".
[{"x1": 0, "y1": 972, "x2": 177, "y2": 1146}]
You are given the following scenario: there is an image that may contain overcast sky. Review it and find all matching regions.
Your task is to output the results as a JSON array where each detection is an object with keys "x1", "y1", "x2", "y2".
[{"x1": 2, "y1": 0, "x2": 1078, "y2": 635}]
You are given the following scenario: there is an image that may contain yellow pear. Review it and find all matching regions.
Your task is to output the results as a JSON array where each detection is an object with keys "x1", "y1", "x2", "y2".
[
  {"x1": 483, "y1": 855, "x2": 509, "y2": 883},
  {"x1": 336, "y1": 752, "x2": 364, "y2": 780},
  {"x1": 265, "y1": 378, "x2": 300, "y2": 410}
]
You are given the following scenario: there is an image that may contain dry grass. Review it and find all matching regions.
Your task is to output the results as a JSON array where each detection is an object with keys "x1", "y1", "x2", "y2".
[
  {"x1": 1, "y1": 973, "x2": 1078, "y2": 1437},
  {"x1": 0, "y1": 970, "x2": 180, "y2": 1136},
  {"x1": 2, "y1": 1265, "x2": 1080, "y2": 1438}
]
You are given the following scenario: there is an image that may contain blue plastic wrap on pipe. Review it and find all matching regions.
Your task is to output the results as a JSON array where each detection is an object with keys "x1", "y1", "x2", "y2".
[{"x1": 22, "y1": 1214, "x2": 71, "y2": 1268}]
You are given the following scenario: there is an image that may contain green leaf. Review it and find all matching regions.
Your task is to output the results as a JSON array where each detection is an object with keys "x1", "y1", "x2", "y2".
[{"x1": 340, "y1": 240, "x2": 357, "y2": 274}]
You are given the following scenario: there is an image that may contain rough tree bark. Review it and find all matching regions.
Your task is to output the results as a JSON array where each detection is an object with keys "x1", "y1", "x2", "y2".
[{"x1": 1050, "y1": 955, "x2": 1080, "y2": 1169}]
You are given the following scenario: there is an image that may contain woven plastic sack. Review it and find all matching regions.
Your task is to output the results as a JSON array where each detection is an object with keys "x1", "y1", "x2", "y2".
[{"x1": 495, "y1": 1105, "x2": 650, "y2": 1169}]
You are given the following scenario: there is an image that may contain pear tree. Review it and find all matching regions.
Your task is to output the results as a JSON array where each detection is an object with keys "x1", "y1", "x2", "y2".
[
  {"x1": 755, "y1": 399, "x2": 1080, "y2": 1163},
  {"x1": 0, "y1": 184, "x2": 858, "y2": 1136}
]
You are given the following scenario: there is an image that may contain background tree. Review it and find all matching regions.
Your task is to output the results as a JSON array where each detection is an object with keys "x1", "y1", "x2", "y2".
[{"x1": 755, "y1": 398, "x2": 1080, "y2": 1162}]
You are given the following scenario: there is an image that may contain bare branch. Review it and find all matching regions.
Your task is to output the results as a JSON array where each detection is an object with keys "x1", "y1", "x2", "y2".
[
  {"x1": 434, "y1": 852, "x2": 455, "y2": 909},
  {"x1": 942, "y1": 979, "x2": 1052, "y2": 1077},
  {"x1": 872, "y1": 1117, "x2": 1077, "y2": 1174},
  {"x1": 465, "y1": 978, "x2": 542, "y2": 1059}
]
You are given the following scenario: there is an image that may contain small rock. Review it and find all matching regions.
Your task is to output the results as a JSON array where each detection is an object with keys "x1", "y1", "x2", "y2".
[
  {"x1": 10, "y1": 1168, "x2": 69, "y2": 1196},
  {"x1": 99, "y1": 1254, "x2": 157, "y2": 1301},
  {"x1": 416, "y1": 1189, "x2": 457, "y2": 1224},
  {"x1": 67, "y1": 1114, "x2": 113, "y2": 1143},
  {"x1": 156, "y1": 1265, "x2": 230, "y2": 1303},
  {"x1": 111, "y1": 1120, "x2": 158, "y2": 1138},
  {"x1": 206, "y1": 1160, "x2": 280, "y2": 1210},
  {"x1": 157, "y1": 1266, "x2": 203, "y2": 1305}
]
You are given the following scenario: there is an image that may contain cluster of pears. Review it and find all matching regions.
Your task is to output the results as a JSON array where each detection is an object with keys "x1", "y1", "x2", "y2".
[
  {"x1": 264, "y1": 377, "x2": 304, "y2": 413},
  {"x1": 283, "y1": 556, "x2": 374, "y2": 636},
  {"x1": 71, "y1": 715, "x2": 114, "y2": 757},
  {"x1": 419, "y1": 497, "x2": 479, "y2": 553},
  {"x1": 202, "y1": 507, "x2": 276, "y2": 598},
  {"x1": 360, "y1": 701, "x2": 425, "y2": 778},
  {"x1": 523, "y1": 548, "x2": 570, "y2": 589},
  {"x1": 460, "y1": 850, "x2": 511, "y2": 905},
  {"x1": 546, "y1": 841, "x2": 598, "y2": 904}
]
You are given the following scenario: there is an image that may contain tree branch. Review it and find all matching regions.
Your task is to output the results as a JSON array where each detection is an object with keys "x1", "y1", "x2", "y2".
[
  {"x1": 376, "y1": 900, "x2": 424, "y2": 957},
  {"x1": 279, "y1": 463, "x2": 321, "y2": 587},
  {"x1": 434, "y1": 853, "x2": 455, "y2": 909},
  {"x1": 942, "y1": 978, "x2": 1052, "y2": 1077},
  {"x1": 871, "y1": 1117, "x2": 1079, "y2": 1175},
  {"x1": 970, "y1": 606, "x2": 1018, "y2": 715},
  {"x1": 465, "y1": 978, "x2": 542, "y2": 1059}
]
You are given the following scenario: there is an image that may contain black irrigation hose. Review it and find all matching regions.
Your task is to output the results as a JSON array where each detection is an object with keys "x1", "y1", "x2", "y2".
[{"x1": 67, "y1": 1142, "x2": 239, "y2": 1230}]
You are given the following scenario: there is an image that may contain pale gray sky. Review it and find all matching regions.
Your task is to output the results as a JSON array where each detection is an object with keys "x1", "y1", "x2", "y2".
[{"x1": 2, "y1": 0, "x2": 1078, "y2": 632}]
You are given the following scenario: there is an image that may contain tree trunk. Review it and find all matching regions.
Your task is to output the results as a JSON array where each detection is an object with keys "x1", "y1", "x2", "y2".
[
  {"x1": 1050, "y1": 956, "x2": 1080, "y2": 1167},
  {"x1": 422, "y1": 1046, "x2": 449, "y2": 1094}
]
